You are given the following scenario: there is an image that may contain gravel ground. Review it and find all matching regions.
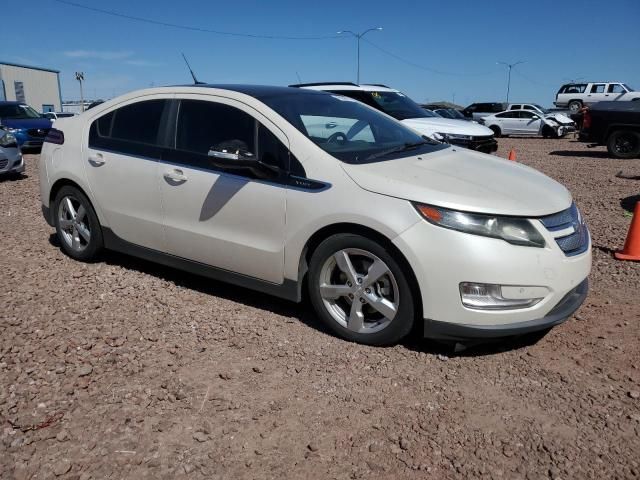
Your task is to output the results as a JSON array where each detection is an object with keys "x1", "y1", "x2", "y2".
[{"x1": 1, "y1": 137, "x2": 639, "y2": 480}]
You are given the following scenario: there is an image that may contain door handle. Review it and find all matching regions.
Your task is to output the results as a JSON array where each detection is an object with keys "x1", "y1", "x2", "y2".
[
  {"x1": 163, "y1": 169, "x2": 187, "y2": 182},
  {"x1": 326, "y1": 122, "x2": 338, "y2": 129},
  {"x1": 88, "y1": 152, "x2": 105, "y2": 166}
]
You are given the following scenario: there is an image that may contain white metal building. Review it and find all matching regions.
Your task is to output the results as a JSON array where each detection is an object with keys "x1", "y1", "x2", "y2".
[{"x1": 0, "y1": 61, "x2": 62, "y2": 113}]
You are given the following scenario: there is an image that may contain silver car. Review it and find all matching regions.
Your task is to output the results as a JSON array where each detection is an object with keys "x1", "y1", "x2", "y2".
[{"x1": 0, "y1": 127, "x2": 25, "y2": 176}]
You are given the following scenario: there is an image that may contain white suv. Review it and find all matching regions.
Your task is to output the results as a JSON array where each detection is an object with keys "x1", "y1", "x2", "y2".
[
  {"x1": 292, "y1": 83, "x2": 498, "y2": 153},
  {"x1": 39, "y1": 85, "x2": 591, "y2": 345},
  {"x1": 555, "y1": 82, "x2": 640, "y2": 113}
]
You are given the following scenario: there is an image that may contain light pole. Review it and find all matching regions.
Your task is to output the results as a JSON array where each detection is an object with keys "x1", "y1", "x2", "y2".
[
  {"x1": 75, "y1": 72, "x2": 85, "y2": 112},
  {"x1": 497, "y1": 61, "x2": 524, "y2": 103},
  {"x1": 337, "y1": 27, "x2": 383, "y2": 84}
]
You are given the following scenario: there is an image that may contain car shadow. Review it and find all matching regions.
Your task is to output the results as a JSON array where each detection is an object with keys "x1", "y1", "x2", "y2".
[
  {"x1": 0, "y1": 172, "x2": 27, "y2": 182},
  {"x1": 549, "y1": 149, "x2": 613, "y2": 159},
  {"x1": 47, "y1": 233, "x2": 552, "y2": 356},
  {"x1": 621, "y1": 195, "x2": 640, "y2": 212}
]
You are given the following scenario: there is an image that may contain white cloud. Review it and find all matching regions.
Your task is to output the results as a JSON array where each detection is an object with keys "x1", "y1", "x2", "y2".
[{"x1": 63, "y1": 50, "x2": 134, "y2": 60}]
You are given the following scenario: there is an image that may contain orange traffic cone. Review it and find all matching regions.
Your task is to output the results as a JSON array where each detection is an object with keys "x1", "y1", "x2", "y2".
[
  {"x1": 615, "y1": 202, "x2": 640, "y2": 261},
  {"x1": 508, "y1": 149, "x2": 517, "y2": 161}
]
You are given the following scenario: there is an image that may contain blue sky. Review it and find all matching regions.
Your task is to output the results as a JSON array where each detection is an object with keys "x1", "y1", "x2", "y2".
[{"x1": 4, "y1": 0, "x2": 640, "y2": 107}]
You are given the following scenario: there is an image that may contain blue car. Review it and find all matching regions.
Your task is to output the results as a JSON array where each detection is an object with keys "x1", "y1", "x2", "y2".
[{"x1": 0, "y1": 101, "x2": 52, "y2": 149}]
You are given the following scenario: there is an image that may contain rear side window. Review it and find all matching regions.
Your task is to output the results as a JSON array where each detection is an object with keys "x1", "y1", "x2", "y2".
[
  {"x1": 561, "y1": 84, "x2": 586, "y2": 94},
  {"x1": 510, "y1": 105, "x2": 522, "y2": 110},
  {"x1": 89, "y1": 99, "x2": 167, "y2": 156}
]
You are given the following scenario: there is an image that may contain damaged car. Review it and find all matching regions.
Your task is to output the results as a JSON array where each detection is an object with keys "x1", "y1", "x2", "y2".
[{"x1": 479, "y1": 109, "x2": 572, "y2": 138}]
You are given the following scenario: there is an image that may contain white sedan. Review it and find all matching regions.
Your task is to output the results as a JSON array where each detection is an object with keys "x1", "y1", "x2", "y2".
[{"x1": 480, "y1": 110, "x2": 570, "y2": 138}]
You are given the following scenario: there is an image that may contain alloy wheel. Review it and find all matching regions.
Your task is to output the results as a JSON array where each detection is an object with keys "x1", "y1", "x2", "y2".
[
  {"x1": 57, "y1": 195, "x2": 91, "y2": 252},
  {"x1": 318, "y1": 248, "x2": 399, "y2": 334},
  {"x1": 614, "y1": 133, "x2": 639, "y2": 155}
]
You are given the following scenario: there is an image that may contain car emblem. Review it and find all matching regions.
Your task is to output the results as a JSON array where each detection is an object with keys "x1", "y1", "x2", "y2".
[{"x1": 37, "y1": 129, "x2": 44, "y2": 134}]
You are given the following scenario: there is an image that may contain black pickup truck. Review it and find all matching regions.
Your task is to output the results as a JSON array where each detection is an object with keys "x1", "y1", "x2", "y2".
[{"x1": 579, "y1": 101, "x2": 640, "y2": 158}]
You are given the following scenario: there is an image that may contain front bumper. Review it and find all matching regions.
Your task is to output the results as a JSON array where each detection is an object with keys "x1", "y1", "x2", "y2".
[
  {"x1": 449, "y1": 136, "x2": 498, "y2": 154},
  {"x1": 393, "y1": 212, "x2": 592, "y2": 339},
  {"x1": 0, "y1": 149, "x2": 24, "y2": 174},
  {"x1": 423, "y1": 279, "x2": 588, "y2": 340}
]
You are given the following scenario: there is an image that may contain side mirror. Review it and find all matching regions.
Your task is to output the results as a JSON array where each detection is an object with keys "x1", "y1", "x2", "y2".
[{"x1": 208, "y1": 148, "x2": 279, "y2": 179}]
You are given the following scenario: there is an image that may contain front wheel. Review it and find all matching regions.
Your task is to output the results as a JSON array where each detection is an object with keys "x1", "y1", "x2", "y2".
[
  {"x1": 53, "y1": 186, "x2": 104, "y2": 261},
  {"x1": 607, "y1": 130, "x2": 640, "y2": 159},
  {"x1": 308, "y1": 234, "x2": 415, "y2": 346}
]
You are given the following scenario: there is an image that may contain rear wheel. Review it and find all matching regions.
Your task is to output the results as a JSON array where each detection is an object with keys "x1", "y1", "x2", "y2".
[
  {"x1": 53, "y1": 186, "x2": 103, "y2": 261},
  {"x1": 489, "y1": 125, "x2": 501, "y2": 138},
  {"x1": 607, "y1": 130, "x2": 640, "y2": 159},
  {"x1": 308, "y1": 234, "x2": 415, "y2": 346},
  {"x1": 568, "y1": 100, "x2": 582, "y2": 113}
]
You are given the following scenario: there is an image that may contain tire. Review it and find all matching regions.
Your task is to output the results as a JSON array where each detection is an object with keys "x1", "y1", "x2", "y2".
[
  {"x1": 606, "y1": 130, "x2": 640, "y2": 159},
  {"x1": 53, "y1": 186, "x2": 104, "y2": 261},
  {"x1": 307, "y1": 233, "x2": 415, "y2": 346},
  {"x1": 568, "y1": 100, "x2": 582, "y2": 114},
  {"x1": 542, "y1": 125, "x2": 559, "y2": 139},
  {"x1": 489, "y1": 125, "x2": 501, "y2": 138}
]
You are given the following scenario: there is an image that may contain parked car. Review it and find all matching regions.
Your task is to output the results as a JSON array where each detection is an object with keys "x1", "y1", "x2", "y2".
[
  {"x1": 579, "y1": 101, "x2": 640, "y2": 158},
  {"x1": 291, "y1": 83, "x2": 498, "y2": 153},
  {"x1": 554, "y1": 82, "x2": 640, "y2": 113},
  {"x1": 507, "y1": 103, "x2": 576, "y2": 132},
  {"x1": 0, "y1": 126, "x2": 24, "y2": 176},
  {"x1": 43, "y1": 112, "x2": 77, "y2": 121},
  {"x1": 461, "y1": 102, "x2": 507, "y2": 121},
  {"x1": 480, "y1": 110, "x2": 570, "y2": 138},
  {"x1": 40, "y1": 85, "x2": 591, "y2": 345},
  {"x1": 0, "y1": 101, "x2": 52, "y2": 149},
  {"x1": 432, "y1": 108, "x2": 474, "y2": 121}
]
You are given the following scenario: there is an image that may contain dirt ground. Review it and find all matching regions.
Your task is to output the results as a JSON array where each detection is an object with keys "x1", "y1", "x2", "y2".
[{"x1": 1, "y1": 137, "x2": 639, "y2": 480}]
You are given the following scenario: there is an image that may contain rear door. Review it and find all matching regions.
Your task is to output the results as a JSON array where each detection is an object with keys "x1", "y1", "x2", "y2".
[
  {"x1": 158, "y1": 96, "x2": 287, "y2": 283},
  {"x1": 85, "y1": 97, "x2": 171, "y2": 251},
  {"x1": 493, "y1": 111, "x2": 519, "y2": 134}
]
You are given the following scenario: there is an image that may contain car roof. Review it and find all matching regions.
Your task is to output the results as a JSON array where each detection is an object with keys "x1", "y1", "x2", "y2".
[
  {"x1": 175, "y1": 83, "x2": 331, "y2": 100},
  {"x1": 290, "y1": 82, "x2": 399, "y2": 93}
]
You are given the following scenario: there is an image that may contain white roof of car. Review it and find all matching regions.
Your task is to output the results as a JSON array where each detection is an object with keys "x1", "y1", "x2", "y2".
[{"x1": 300, "y1": 84, "x2": 399, "y2": 93}]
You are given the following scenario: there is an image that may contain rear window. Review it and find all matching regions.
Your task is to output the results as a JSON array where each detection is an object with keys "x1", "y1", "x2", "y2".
[{"x1": 560, "y1": 84, "x2": 586, "y2": 94}]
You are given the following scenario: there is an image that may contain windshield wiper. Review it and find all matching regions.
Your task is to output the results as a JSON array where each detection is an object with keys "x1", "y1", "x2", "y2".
[{"x1": 365, "y1": 141, "x2": 432, "y2": 161}]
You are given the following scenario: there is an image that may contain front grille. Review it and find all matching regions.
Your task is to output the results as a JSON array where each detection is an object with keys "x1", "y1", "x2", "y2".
[
  {"x1": 540, "y1": 203, "x2": 589, "y2": 256},
  {"x1": 0, "y1": 158, "x2": 8, "y2": 170},
  {"x1": 27, "y1": 128, "x2": 49, "y2": 138}
]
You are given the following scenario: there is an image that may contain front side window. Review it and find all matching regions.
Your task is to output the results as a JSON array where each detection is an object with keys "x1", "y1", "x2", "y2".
[
  {"x1": 591, "y1": 84, "x2": 605, "y2": 93},
  {"x1": 261, "y1": 91, "x2": 445, "y2": 164},
  {"x1": 174, "y1": 100, "x2": 289, "y2": 172},
  {"x1": 608, "y1": 84, "x2": 626, "y2": 93},
  {"x1": 519, "y1": 111, "x2": 538, "y2": 119},
  {"x1": 496, "y1": 111, "x2": 518, "y2": 118}
]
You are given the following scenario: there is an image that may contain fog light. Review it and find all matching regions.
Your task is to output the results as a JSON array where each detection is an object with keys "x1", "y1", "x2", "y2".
[{"x1": 460, "y1": 283, "x2": 547, "y2": 310}]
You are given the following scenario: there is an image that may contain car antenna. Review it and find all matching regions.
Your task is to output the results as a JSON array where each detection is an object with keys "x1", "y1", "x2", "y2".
[{"x1": 182, "y1": 53, "x2": 205, "y2": 85}]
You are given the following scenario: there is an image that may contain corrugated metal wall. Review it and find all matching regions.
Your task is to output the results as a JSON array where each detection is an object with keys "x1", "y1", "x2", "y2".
[{"x1": 0, "y1": 64, "x2": 61, "y2": 112}]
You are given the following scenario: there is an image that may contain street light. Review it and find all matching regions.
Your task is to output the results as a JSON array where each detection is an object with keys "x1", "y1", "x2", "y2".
[
  {"x1": 75, "y1": 72, "x2": 85, "y2": 112},
  {"x1": 337, "y1": 27, "x2": 383, "y2": 84},
  {"x1": 496, "y1": 61, "x2": 524, "y2": 103}
]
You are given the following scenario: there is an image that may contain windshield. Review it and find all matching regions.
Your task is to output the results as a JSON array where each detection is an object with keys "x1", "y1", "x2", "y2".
[
  {"x1": 0, "y1": 104, "x2": 42, "y2": 119},
  {"x1": 448, "y1": 109, "x2": 466, "y2": 119},
  {"x1": 261, "y1": 91, "x2": 446, "y2": 164},
  {"x1": 366, "y1": 91, "x2": 432, "y2": 120},
  {"x1": 623, "y1": 84, "x2": 634, "y2": 91}
]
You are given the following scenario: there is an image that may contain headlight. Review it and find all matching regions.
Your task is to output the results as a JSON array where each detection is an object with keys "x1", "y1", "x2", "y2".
[
  {"x1": 434, "y1": 132, "x2": 472, "y2": 142},
  {"x1": 0, "y1": 132, "x2": 17, "y2": 147},
  {"x1": 414, "y1": 203, "x2": 546, "y2": 248}
]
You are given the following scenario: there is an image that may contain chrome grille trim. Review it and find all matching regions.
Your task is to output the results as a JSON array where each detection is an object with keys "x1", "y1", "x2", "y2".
[{"x1": 539, "y1": 203, "x2": 589, "y2": 257}]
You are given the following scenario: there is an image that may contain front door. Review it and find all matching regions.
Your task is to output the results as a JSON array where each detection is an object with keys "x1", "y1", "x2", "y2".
[
  {"x1": 586, "y1": 83, "x2": 607, "y2": 104},
  {"x1": 84, "y1": 97, "x2": 169, "y2": 251},
  {"x1": 159, "y1": 97, "x2": 287, "y2": 283},
  {"x1": 517, "y1": 111, "x2": 543, "y2": 134}
]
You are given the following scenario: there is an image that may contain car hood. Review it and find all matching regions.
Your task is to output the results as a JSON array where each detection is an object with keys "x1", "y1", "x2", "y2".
[
  {"x1": 0, "y1": 117, "x2": 52, "y2": 130},
  {"x1": 401, "y1": 117, "x2": 494, "y2": 137},
  {"x1": 341, "y1": 147, "x2": 572, "y2": 217},
  {"x1": 544, "y1": 113, "x2": 574, "y2": 124}
]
